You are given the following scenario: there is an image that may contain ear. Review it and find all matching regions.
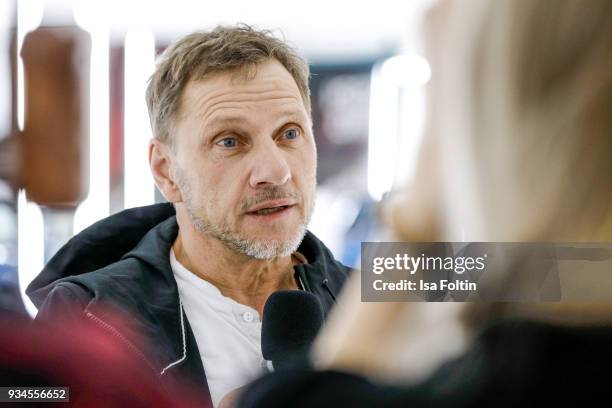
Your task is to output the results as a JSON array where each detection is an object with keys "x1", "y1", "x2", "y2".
[{"x1": 149, "y1": 139, "x2": 183, "y2": 203}]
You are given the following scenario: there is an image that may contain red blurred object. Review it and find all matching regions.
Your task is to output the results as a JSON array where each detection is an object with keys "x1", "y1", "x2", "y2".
[{"x1": 0, "y1": 312, "x2": 210, "y2": 407}]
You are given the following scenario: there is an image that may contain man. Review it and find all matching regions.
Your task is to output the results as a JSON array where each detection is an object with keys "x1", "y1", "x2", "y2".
[{"x1": 27, "y1": 25, "x2": 350, "y2": 407}]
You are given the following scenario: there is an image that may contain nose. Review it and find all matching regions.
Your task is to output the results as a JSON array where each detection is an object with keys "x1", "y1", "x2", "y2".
[{"x1": 248, "y1": 141, "x2": 291, "y2": 188}]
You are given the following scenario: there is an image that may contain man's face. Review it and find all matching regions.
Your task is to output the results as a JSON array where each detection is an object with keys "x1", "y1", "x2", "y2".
[{"x1": 170, "y1": 59, "x2": 317, "y2": 259}]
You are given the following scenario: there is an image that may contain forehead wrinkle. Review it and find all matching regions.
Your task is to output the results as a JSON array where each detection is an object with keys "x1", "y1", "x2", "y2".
[
  {"x1": 198, "y1": 90, "x2": 302, "y2": 116},
  {"x1": 184, "y1": 75, "x2": 303, "y2": 112},
  {"x1": 200, "y1": 94, "x2": 305, "y2": 131}
]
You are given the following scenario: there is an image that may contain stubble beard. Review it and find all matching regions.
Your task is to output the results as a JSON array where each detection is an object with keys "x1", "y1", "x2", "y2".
[{"x1": 178, "y1": 175, "x2": 313, "y2": 260}]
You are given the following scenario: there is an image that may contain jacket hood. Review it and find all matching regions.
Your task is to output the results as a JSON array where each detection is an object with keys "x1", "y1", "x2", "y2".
[
  {"x1": 27, "y1": 202, "x2": 350, "y2": 309},
  {"x1": 27, "y1": 203, "x2": 176, "y2": 307}
]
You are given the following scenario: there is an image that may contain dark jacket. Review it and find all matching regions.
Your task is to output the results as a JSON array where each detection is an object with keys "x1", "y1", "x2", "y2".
[
  {"x1": 26, "y1": 203, "x2": 351, "y2": 406},
  {"x1": 236, "y1": 319, "x2": 612, "y2": 407}
]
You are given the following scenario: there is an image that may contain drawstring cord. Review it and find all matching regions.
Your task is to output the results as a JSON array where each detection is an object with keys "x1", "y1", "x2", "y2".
[{"x1": 322, "y1": 278, "x2": 337, "y2": 303}]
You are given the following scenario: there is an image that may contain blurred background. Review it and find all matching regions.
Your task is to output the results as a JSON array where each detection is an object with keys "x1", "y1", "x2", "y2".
[{"x1": 0, "y1": 0, "x2": 434, "y2": 316}]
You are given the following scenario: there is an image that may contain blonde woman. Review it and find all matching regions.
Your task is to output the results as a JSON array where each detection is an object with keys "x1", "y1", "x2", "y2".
[{"x1": 237, "y1": 0, "x2": 612, "y2": 406}]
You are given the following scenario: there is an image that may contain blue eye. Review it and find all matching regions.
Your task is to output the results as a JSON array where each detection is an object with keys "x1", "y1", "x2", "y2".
[
  {"x1": 284, "y1": 128, "x2": 299, "y2": 140},
  {"x1": 217, "y1": 137, "x2": 238, "y2": 148}
]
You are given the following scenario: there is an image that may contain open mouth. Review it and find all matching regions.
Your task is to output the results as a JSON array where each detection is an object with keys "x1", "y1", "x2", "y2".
[{"x1": 248, "y1": 205, "x2": 292, "y2": 216}]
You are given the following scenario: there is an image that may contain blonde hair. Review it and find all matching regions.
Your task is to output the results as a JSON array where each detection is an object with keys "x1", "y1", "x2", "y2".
[
  {"x1": 145, "y1": 24, "x2": 311, "y2": 145},
  {"x1": 314, "y1": 0, "x2": 612, "y2": 383},
  {"x1": 465, "y1": 0, "x2": 612, "y2": 241}
]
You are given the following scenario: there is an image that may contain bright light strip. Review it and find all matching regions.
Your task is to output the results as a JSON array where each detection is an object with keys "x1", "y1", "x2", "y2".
[
  {"x1": 73, "y1": 1, "x2": 110, "y2": 233},
  {"x1": 367, "y1": 64, "x2": 399, "y2": 201},
  {"x1": 17, "y1": 190, "x2": 44, "y2": 317},
  {"x1": 394, "y1": 77, "x2": 427, "y2": 187},
  {"x1": 367, "y1": 55, "x2": 430, "y2": 201},
  {"x1": 124, "y1": 27, "x2": 156, "y2": 209},
  {"x1": 380, "y1": 54, "x2": 431, "y2": 87},
  {"x1": 16, "y1": 0, "x2": 44, "y2": 318}
]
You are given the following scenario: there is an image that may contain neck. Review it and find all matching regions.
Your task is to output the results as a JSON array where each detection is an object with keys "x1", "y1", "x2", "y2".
[{"x1": 173, "y1": 217, "x2": 298, "y2": 316}]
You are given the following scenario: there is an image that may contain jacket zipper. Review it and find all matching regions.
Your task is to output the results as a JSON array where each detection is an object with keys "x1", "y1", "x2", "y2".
[{"x1": 85, "y1": 311, "x2": 159, "y2": 375}]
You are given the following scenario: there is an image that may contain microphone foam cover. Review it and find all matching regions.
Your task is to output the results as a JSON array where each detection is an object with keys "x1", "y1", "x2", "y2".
[{"x1": 261, "y1": 290, "x2": 324, "y2": 364}]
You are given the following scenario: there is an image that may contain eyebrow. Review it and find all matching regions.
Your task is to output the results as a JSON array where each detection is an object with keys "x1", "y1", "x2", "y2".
[{"x1": 204, "y1": 110, "x2": 306, "y2": 137}]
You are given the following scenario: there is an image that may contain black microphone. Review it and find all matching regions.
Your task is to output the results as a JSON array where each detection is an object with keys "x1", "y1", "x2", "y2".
[{"x1": 261, "y1": 290, "x2": 324, "y2": 370}]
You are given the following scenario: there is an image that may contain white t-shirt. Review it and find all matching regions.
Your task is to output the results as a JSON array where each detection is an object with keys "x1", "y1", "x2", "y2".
[{"x1": 170, "y1": 249, "x2": 269, "y2": 407}]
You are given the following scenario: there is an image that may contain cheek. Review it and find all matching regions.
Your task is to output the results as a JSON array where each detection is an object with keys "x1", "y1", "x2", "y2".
[
  {"x1": 204, "y1": 165, "x2": 246, "y2": 214},
  {"x1": 304, "y1": 147, "x2": 318, "y2": 187},
  {"x1": 290, "y1": 156, "x2": 314, "y2": 188},
  {"x1": 290, "y1": 151, "x2": 317, "y2": 209},
  {"x1": 295, "y1": 140, "x2": 317, "y2": 175}
]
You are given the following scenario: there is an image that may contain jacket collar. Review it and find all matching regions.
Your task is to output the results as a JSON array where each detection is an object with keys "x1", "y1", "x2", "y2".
[
  {"x1": 84, "y1": 215, "x2": 185, "y2": 375},
  {"x1": 78, "y1": 206, "x2": 349, "y2": 374}
]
